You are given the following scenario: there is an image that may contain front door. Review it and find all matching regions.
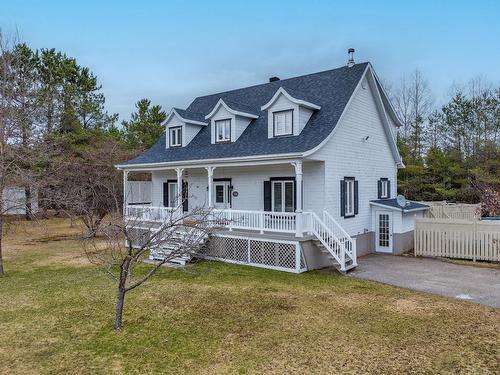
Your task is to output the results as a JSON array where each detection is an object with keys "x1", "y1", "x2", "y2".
[
  {"x1": 376, "y1": 210, "x2": 393, "y2": 253},
  {"x1": 213, "y1": 180, "x2": 231, "y2": 209}
]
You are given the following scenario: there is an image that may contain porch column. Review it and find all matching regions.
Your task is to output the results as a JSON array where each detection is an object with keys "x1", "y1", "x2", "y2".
[
  {"x1": 123, "y1": 170, "x2": 129, "y2": 215},
  {"x1": 205, "y1": 166, "x2": 216, "y2": 208},
  {"x1": 175, "y1": 168, "x2": 184, "y2": 208},
  {"x1": 292, "y1": 160, "x2": 303, "y2": 238}
]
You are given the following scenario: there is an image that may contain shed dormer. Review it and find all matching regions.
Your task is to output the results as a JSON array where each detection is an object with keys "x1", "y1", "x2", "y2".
[
  {"x1": 165, "y1": 108, "x2": 207, "y2": 149},
  {"x1": 205, "y1": 99, "x2": 259, "y2": 144},
  {"x1": 261, "y1": 87, "x2": 320, "y2": 138}
]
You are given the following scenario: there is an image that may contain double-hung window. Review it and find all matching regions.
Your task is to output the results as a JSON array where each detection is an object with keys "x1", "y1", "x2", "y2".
[
  {"x1": 380, "y1": 179, "x2": 388, "y2": 199},
  {"x1": 345, "y1": 178, "x2": 355, "y2": 217},
  {"x1": 215, "y1": 119, "x2": 231, "y2": 143},
  {"x1": 168, "y1": 182, "x2": 178, "y2": 208},
  {"x1": 273, "y1": 110, "x2": 293, "y2": 136},
  {"x1": 169, "y1": 127, "x2": 182, "y2": 147}
]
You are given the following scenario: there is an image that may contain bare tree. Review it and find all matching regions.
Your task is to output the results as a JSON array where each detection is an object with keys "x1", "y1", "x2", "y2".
[
  {"x1": 392, "y1": 69, "x2": 434, "y2": 158},
  {"x1": 83, "y1": 205, "x2": 220, "y2": 330},
  {"x1": 44, "y1": 135, "x2": 136, "y2": 236},
  {"x1": 392, "y1": 76, "x2": 414, "y2": 141},
  {"x1": 0, "y1": 30, "x2": 43, "y2": 275}
]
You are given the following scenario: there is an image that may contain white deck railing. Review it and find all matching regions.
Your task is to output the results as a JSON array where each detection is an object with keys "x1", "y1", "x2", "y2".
[
  {"x1": 125, "y1": 205, "x2": 177, "y2": 222},
  {"x1": 125, "y1": 205, "x2": 356, "y2": 271},
  {"x1": 215, "y1": 209, "x2": 297, "y2": 233}
]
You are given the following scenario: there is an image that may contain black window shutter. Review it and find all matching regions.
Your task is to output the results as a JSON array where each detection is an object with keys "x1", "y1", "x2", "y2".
[
  {"x1": 340, "y1": 180, "x2": 346, "y2": 217},
  {"x1": 182, "y1": 181, "x2": 188, "y2": 212},
  {"x1": 387, "y1": 180, "x2": 391, "y2": 198},
  {"x1": 263, "y1": 181, "x2": 271, "y2": 211},
  {"x1": 163, "y1": 182, "x2": 168, "y2": 207},
  {"x1": 354, "y1": 180, "x2": 359, "y2": 215},
  {"x1": 377, "y1": 179, "x2": 381, "y2": 199}
]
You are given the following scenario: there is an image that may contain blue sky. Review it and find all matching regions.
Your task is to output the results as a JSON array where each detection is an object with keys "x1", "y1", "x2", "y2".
[{"x1": 1, "y1": 0, "x2": 499, "y2": 122}]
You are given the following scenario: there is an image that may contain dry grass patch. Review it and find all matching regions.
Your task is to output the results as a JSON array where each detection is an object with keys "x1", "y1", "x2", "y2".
[{"x1": 0, "y1": 218, "x2": 498, "y2": 374}]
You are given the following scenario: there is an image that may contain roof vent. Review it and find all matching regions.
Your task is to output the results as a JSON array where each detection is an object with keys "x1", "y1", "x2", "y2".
[
  {"x1": 269, "y1": 76, "x2": 280, "y2": 82},
  {"x1": 347, "y1": 48, "x2": 355, "y2": 67}
]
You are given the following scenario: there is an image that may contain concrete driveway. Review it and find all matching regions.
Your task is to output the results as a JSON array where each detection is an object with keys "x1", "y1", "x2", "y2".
[{"x1": 350, "y1": 254, "x2": 500, "y2": 308}]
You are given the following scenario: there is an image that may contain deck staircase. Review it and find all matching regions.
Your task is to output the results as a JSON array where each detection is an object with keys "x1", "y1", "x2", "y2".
[
  {"x1": 149, "y1": 227, "x2": 209, "y2": 266},
  {"x1": 307, "y1": 211, "x2": 357, "y2": 272}
]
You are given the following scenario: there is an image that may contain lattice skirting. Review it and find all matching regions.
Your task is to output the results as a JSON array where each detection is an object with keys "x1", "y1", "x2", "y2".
[{"x1": 199, "y1": 234, "x2": 308, "y2": 273}]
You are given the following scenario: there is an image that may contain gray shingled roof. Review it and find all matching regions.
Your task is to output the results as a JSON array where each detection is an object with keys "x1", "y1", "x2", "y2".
[
  {"x1": 370, "y1": 199, "x2": 429, "y2": 211},
  {"x1": 221, "y1": 99, "x2": 260, "y2": 117},
  {"x1": 172, "y1": 108, "x2": 206, "y2": 123},
  {"x1": 122, "y1": 62, "x2": 369, "y2": 166}
]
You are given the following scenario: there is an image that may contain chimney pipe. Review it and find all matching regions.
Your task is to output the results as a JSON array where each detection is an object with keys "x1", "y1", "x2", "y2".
[{"x1": 347, "y1": 48, "x2": 355, "y2": 67}]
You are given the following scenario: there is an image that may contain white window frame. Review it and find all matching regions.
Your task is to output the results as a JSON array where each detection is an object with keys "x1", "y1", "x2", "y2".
[
  {"x1": 169, "y1": 126, "x2": 182, "y2": 147},
  {"x1": 380, "y1": 179, "x2": 389, "y2": 199},
  {"x1": 215, "y1": 119, "x2": 231, "y2": 143},
  {"x1": 345, "y1": 178, "x2": 355, "y2": 217},
  {"x1": 271, "y1": 180, "x2": 295, "y2": 212},
  {"x1": 273, "y1": 110, "x2": 293, "y2": 137}
]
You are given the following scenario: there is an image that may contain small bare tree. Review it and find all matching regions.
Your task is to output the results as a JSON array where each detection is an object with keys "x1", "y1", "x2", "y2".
[
  {"x1": 473, "y1": 181, "x2": 500, "y2": 218},
  {"x1": 83, "y1": 205, "x2": 220, "y2": 330}
]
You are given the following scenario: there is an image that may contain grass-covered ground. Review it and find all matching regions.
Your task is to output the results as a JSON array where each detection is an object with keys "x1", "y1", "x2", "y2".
[{"x1": 0, "y1": 218, "x2": 498, "y2": 374}]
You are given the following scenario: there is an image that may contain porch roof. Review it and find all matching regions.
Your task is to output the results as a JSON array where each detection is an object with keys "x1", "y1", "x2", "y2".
[
  {"x1": 120, "y1": 63, "x2": 369, "y2": 167},
  {"x1": 370, "y1": 199, "x2": 429, "y2": 212}
]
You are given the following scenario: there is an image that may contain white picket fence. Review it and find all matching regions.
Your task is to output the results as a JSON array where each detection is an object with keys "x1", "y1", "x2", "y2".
[
  {"x1": 423, "y1": 202, "x2": 480, "y2": 220},
  {"x1": 415, "y1": 218, "x2": 500, "y2": 261}
]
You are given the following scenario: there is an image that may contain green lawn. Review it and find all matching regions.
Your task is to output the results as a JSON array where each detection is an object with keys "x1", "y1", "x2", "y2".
[{"x1": 0, "y1": 218, "x2": 499, "y2": 374}]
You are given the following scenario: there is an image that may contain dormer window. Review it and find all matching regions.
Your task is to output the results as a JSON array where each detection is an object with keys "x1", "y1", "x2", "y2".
[
  {"x1": 169, "y1": 126, "x2": 182, "y2": 147},
  {"x1": 205, "y1": 99, "x2": 258, "y2": 144},
  {"x1": 215, "y1": 119, "x2": 231, "y2": 143},
  {"x1": 165, "y1": 108, "x2": 207, "y2": 149},
  {"x1": 261, "y1": 87, "x2": 320, "y2": 139},
  {"x1": 273, "y1": 110, "x2": 293, "y2": 137}
]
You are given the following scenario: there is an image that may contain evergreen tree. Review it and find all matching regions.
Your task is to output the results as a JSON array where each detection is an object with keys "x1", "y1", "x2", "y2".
[{"x1": 121, "y1": 99, "x2": 166, "y2": 149}]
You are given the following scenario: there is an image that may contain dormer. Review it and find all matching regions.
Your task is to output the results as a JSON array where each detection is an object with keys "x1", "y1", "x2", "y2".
[
  {"x1": 205, "y1": 99, "x2": 259, "y2": 144},
  {"x1": 165, "y1": 108, "x2": 207, "y2": 149},
  {"x1": 261, "y1": 87, "x2": 321, "y2": 138}
]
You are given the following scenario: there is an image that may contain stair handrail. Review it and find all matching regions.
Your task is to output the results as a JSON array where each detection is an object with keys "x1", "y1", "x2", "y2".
[
  {"x1": 322, "y1": 210, "x2": 357, "y2": 266},
  {"x1": 308, "y1": 212, "x2": 346, "y2": 270}
]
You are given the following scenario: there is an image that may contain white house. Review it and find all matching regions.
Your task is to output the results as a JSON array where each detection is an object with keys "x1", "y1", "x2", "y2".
[{"x1": 116, "y1": 54, "x2": 428, "y2": 273}]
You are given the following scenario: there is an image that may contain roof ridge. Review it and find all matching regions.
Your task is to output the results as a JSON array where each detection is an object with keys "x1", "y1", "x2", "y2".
[{"x1": 192, "y1": 62, "x2": 370, "y2": 101}]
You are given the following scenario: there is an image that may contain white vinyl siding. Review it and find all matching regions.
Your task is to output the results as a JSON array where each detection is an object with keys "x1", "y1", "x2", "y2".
[
  {"x1": 149, "y1": 164, "x2": 327, "y2": 213},
  {"x1": 273, "y1": 110, "x2": 293, "y2": 136},
  {"x1": 313, "y1": 72, "x2": 398, "y2": 236},
  {"x1": 169, "y1": 127, "x2": 182, "y2": 147},
  {"x1": 215, "y1": 119, "x2": 231, "y2": 143}
]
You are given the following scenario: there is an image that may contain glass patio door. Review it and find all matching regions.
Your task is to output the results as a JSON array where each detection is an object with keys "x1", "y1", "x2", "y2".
[{"x1": 271, "y1": 180, "x2": 294, "y2": 212}]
